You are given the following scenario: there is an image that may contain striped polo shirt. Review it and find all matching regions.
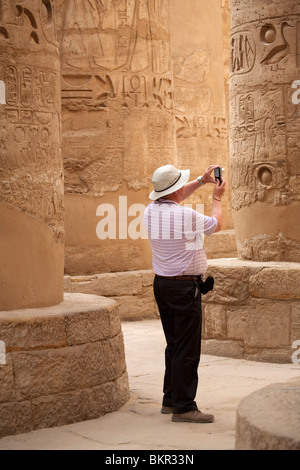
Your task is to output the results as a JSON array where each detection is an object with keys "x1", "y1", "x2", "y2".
[{"x1": 143, "y1": 199, "x2": 217, "y2": 276}]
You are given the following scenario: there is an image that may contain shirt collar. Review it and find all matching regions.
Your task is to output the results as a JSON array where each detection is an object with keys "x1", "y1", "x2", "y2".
[{"x1": 155, "y1": 199, "x2": 179, "y2": 205}]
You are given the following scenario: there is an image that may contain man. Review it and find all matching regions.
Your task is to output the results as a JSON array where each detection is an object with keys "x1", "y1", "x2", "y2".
[{"x1": 143, "y1": 164, "x2": 226, "y2": 423}]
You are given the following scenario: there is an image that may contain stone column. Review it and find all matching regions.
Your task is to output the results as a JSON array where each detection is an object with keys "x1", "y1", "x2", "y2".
[
  {"x1": 230, "y1": 0, "x2": 300, "y2": 261},
  {"x1": 55, "y1": 0, "x2": 176, "y2": 275},
  {"x1": 0, "y1": 0, "x2": 64, "y2": 309}
]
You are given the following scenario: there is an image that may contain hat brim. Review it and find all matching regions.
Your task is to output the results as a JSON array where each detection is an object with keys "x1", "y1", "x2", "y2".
[{"x1": 149, "y1": 169, "x2": 190, "y2": 200}]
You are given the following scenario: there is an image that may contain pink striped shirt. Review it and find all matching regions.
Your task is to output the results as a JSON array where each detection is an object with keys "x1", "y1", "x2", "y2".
[{"x1": 143, "y1": 199, "x2": 217, "y2": 276}]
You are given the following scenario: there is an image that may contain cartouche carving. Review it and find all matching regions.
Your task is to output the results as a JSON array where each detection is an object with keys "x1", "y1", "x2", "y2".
[{"x1": 230, "y1": 0, "x2": 300, "y2": 261}]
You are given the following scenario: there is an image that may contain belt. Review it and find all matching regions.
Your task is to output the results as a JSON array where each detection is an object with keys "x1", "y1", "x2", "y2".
[{"x1": 155, "y1": 274, "x2": 201, "y2": 281}]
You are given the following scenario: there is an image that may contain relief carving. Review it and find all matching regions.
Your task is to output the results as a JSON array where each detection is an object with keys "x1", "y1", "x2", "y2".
[
  {"x1": 230, "y1": 32, "x2": 255, "y2": 74},
  {"x1": 0, "y1": 1, "x2": 63, "y2": 241},
  {"x1": 56, "y1": 0, "x2": 175, "y2": 195},
  {"x1": 229, "y1": 0, "x2": 300, "y2": 261},
  {"x1": 170, "y1": 0, "x2": 229, "y2": 213},
  {"x1": 173, "y1": 46, "x2": 226, "y2": 162},
  {"x1": 260, "y1": 22, "x2": 292, "y2": 68},
  {"x1": 174, "y1": 50, "x2": 210, "y2": 82}
]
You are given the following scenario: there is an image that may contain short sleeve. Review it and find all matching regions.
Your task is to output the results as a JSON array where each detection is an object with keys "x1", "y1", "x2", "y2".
[{"x1": 203, "y1": 216, "x2": 218, "y2": 236}]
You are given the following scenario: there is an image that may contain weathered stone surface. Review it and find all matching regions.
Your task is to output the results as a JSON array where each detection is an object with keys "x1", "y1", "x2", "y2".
[
  {"x1": 13, "y1": 342, "x2": 107, "y2": 400},
  {"x1": 226, "y1": 307, "x2": 252, "y2": 341},
  {"x1": 56, "y1": 0, "x2": 176, "y2": 275},
  {"x1": 203, "y1": 304, "x2": 227, "y2": 338},
  {"x1": 202, "y1": 339, "x2": 243, "y2": 359},
  {"x1": 13, "y1": 333, "x2": 127, "y2": 401},
  {"x1": 0, "y1": 353, "x2": 15, "y2": 403},
  {"x1": 64, "y1": 272, "x2": 158, "y2": 320},
  {"x1": 249, "y1": 268, "x2": 300, "y2": 299},
  {"x1": 32, "y1": 390, "x2": 86, "y2": 430},
  {"x1": 102, "y1": 334, "x2": 127, "y2": 382},
  {"x1": 236, "y1": 378, "x2": 300, "y2": 450},
  {"x1": 136, "y1": 270, "x2": 155, "y2": 287},
  {"x1": 113, "y1": 289, "x2": 159, "y2": 321},
  {"x1": 204, "y1": 230, "x2": 237, "y2": 259},
  {"x1": 65, "y1": 309, "x2": 111, "y2": 345},
  {"x1": 201, "y1": 260, "x2": 300, "y2": 363},
  {"x1": 291, "y1": 304, "x2": 300, "y2": 343},
  {"x1": 0, "y1": 401, "x2": 33, "y2": 438},
  {"x1": 0, "y1": 0, "x2": 64, "y2": 310},
  {"x1": 64, "y1": 242, "x2": 149, "y2": 276},
  {"x1": 0, "y1": 316, "x2": 66, "y2": 351},
  {"x1": 31, "y1": 371, "x2": 130, "y2": 430},
  {"x1": 169, "y1": 0, "x2": 233, "y2": 232},
  {"x1": 244, "y1": 348, "x2": 292, "y2": 364},
  {"x1": 0, "y1": 294, "x2": 130, "y2": 437},
  {"x1": 244, "y1": 303, "x2": 291, "y2": 349},
  {"x1": 205, "y1": 265, "x2": 250, "y2": 304},
  {"x1": 230, "y1": 0, "x2": 300, "y2": 261},
  {"x1": 70, "y1": 272, "x2": 144, "y2": 297},
  {"x1": 64, "y1": 264, "x2": 300, "y2": 363}
]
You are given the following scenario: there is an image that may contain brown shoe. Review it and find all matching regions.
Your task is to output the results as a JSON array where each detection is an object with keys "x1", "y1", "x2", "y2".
[
  {"x1": 161, "y1": 406, "x2": 173, "y2": 414},
  {"x1": 172, "y1": 410, "x2": 214, "y2": 423}
]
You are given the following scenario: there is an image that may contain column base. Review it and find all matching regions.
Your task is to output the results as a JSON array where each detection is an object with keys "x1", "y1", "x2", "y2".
[{"x1": 0, "y1": 293, "x2": 130, "y2": 437}]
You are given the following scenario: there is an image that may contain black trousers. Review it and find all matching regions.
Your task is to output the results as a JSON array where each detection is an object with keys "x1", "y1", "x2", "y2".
[{"x1": 153, "y1": 276, "x2": 202, "y2": 414}]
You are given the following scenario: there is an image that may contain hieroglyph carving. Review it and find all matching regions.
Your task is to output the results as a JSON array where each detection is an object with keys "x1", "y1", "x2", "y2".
[
  {"x1": 230, "y1": 7, "x2": 300, "y2": 211},
  {"x1": 0, "y1": 0, "x2": 64, "y2": 241},
  {"x1": 231, "y1": 32, "x2": 255, "y2": 75},
  {"x1": 229, "y1": 0, "x2": 300, "y2": 261},
  {"x1": 56, "y1": 0, "x2": 175, "y2": 195},
  {"x1": 173, "y1": 48, "x2": 226, "y2": 172}
]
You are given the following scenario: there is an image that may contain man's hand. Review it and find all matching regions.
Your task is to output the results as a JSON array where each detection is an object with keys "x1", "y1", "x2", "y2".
[
  {"x1": 213, "y1": 178, "x2": 226, "y2": 200},
  {"x1": 181, "y1": 164, "x2": 224, "y2": 201},
  {"x1": 201, "y1": 165, "x2": 220, "y2": 184}
]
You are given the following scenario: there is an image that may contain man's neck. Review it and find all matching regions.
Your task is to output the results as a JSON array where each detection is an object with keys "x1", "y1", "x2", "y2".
[{"x1": 160, "y1": 192, "x2": 182, "y2": 204}]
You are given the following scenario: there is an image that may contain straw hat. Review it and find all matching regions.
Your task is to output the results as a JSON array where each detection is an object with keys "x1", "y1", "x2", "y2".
[{"x1": 149, "y1": 164, "x2": 190, "y2": 200}]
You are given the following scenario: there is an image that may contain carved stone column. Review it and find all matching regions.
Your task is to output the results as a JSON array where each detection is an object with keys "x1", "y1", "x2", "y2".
[
  {"x1": 230, "y1": 0, "x2": 300, "y2": 261},
  {"x1": 55, "y1": 0, "x2": 176, "y2": 275},
  {"x1": 0, "y1": 0, "x2": 64, "y2": 309}
]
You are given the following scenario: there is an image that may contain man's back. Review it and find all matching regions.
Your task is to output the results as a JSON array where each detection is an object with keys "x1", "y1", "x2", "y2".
[{"x1": 144, "y1": 199, "x2": 217, "y2": 276}]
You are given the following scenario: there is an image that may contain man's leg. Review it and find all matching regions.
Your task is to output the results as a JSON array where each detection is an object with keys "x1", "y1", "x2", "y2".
[
  {"x1": 153, "y1": 277, "x2": 174, "y2": 409},
  {"x1": 170, "y1": 282, "x2": 202, "y2": 414},
  {"x1": 154, "y1": 278, "x2": 202, "y2": 413}
]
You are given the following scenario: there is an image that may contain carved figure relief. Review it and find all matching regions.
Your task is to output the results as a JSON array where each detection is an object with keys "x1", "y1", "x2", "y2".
[
  {"x1": 174, "y1": 50, "x2": 210, "y2": 82},
  {"x1": 229, "y1": 0, "x2": 300, "y2": 261},
  {"x1": 0, "y1": 0, "x2": 63, "y2": 241},
  {"x1": 56, "y1": 0, "x2": 175, "y2": 195},
  {"x1": 173, "y1": 43, "x2": 226, "y2": 176}
]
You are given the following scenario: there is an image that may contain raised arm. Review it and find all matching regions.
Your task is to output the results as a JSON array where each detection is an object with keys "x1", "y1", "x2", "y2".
[
  {"x1": 210, "y1": 179, "x2": 226, "y2": 232},
  {"x1": 181, "y1": 164, "x2": 219, "y2": 201}
]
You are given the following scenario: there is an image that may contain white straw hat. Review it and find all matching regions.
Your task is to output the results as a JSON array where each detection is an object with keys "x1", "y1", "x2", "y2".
[{"x1": 149, "y1": 164, "x2": 190, "y2": 200}]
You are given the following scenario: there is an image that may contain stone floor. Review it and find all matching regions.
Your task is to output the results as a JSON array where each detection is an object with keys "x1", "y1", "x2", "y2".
[{"x1": 0, "y1": 319, "x2": 299, "y2": 451}]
